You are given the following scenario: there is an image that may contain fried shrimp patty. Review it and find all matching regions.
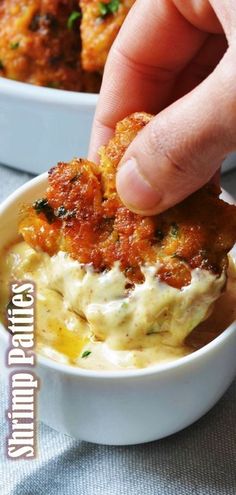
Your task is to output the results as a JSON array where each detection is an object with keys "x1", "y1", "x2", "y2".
[
  {"x1": 80, "y1": 0, "x2": 135, "y2": 72},
  {"x1": 0, "y1": 0, "x2": 83, "y2": 91},
  {"x1": 19, "y1": 112, "x2": 236, "y2": 290},
  {"x1": 0, "y1": 0, "x2": 133, "y2": 90}
]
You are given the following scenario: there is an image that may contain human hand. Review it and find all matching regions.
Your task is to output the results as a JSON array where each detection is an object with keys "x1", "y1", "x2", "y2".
[{"x1": 89, "y1": 0, "x2": 236, "y2": 214}]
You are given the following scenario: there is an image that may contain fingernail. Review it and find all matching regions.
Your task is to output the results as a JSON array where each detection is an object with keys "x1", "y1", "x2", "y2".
[{"x1": 116, "y1": 158, "x2": 161, "y2": 213}]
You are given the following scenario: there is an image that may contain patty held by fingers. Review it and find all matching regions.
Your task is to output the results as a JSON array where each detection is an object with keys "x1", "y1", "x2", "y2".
[{"x1": 19, "y1": 112, "x2": 236, "y2": 290}]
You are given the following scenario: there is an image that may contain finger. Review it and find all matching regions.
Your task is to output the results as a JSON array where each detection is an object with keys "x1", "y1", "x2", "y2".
[
  {"x1": 116, "y1": 48, "x2": 236, "y2": 215},
  {"x1": 173, "y1": 0, "x2": 222, "y2": 33},
  {"x1": 211, "y1": 168, "x2": 221, "y2": 186},
  {"x1": 171, "y1": 33, "x2": 227, "y2": 101},
  {"x1": 89, "y1": 0, "x2": 208, "y2": 161},
  {"x1": 209, "y1": 0, "x2": 236, "y2": 40}
]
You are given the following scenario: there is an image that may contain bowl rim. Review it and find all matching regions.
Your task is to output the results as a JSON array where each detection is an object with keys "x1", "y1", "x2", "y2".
[
  {"x1": 0, "y1": 172, "x2": 235, "y2": 380},
  {"x1": 0, "y1": 76, "x2": 99, "y2": 108}
]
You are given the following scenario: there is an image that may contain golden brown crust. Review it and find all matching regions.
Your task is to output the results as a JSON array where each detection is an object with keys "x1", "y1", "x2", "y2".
[
  {"x1": 80, "y1": 0, "x2": 135, "y2": 71},
  {"x1": 19, "y1": 112, "x2": 236, "y2": 289},
  {"x1": 0, "y1": 0, "x2": 133, "y2": 90},
  {"x1": 99, "y1": 112, "x2": 153, "y2": 197},
  {"x1": 0, "y1": 0, "x2": 83, "y2": 90}
]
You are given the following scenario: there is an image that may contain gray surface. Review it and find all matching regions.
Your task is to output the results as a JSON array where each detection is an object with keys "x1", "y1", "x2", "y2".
[
  {"x1": 0, "y1": 163, "x2": 236, "y2": 495},
  {"x1": 0, "y1": 381, "x2": 236, "y2": 495},
  {"x1": 0, "y1": 164, "x2": 34, "y2": 202}
]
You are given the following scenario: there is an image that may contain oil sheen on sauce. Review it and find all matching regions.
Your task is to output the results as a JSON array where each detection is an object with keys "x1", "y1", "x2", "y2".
[{"x1": 0, "y1": 241, "x2": 235, "y2": 371}]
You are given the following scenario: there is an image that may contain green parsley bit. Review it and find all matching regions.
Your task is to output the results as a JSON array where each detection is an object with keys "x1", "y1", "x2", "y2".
[
  {"x1": 99, "y1": 2, "x2": 109, "y2": 16},
  {"x1": 170, "y1": 223, "x2": 179, "y2": 238},
  {"x1": 171, "y1": 253, "x2": 186, "y2": 262},
  {"x1": 155, "y1": 229, "x2": 164, "y2": 241},
  {"x1": 33, "y1": 198, "x2": 55, "y2": 224},
  {"x1": 67, "y1": 11, "x2": 81, "y2": 30},
  {"x1": 81, "y1": 350, "x2": 92, "y2": 359},
  {"x1": 10, "y1": 41, "x2": 20, "y2": 50},
  {"x1": 46, "y1": 81, "x2": 61, "y2": 89},
  {"x1": 56, "y1": 205, "x2": 68, "y2": 218},
  {"x1": 0, "y1": 60, "x2": 4, "y2": 70},
  {"x1": 108, "y1": 0, "x2": 120, "y2": 13},
  {"x1": 99, "y1": 0, "x2": 120, "y2": 18}
]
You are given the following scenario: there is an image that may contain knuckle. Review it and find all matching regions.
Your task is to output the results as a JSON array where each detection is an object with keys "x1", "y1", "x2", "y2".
[
  {"x1": 220, "y1": 50, "x2": 236, "y2": 118},
  {"x1": 146, "y1": 119, "x2": 189, "y2": 176},
  {"x1": 143, "y1": 120, "x2": 161, "y2": 158},
  {"x1": 141, "y1": 118, "x2": 210, "y2": 187}
]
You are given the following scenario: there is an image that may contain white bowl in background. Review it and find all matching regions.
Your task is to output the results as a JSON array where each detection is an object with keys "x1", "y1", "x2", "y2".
[
  {"x1": 0, "y1": 174, "x2": 235, "y2": 445},
  {"x1": 0, "y1": 77, "x2": 236, "y2": 175},
  {"x1": 0, "y1": 78, "x2": 98, "y2": 174}
]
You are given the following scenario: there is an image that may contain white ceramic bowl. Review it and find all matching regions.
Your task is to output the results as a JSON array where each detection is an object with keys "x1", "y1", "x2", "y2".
[
  {"x1": 0, "y1": 174, "x2": 236, "y2": 445},
  {"x1": 0, "y1": 78, "x2": 98, "y2": 174},
  {"x1": 0, "y1": 77, "x2": 236, "y2": 175}
]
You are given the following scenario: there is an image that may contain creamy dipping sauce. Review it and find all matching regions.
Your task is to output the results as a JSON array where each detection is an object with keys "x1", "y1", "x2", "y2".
[{"x1": 0, "y1": 241, "x2": 235, "y2": 370}]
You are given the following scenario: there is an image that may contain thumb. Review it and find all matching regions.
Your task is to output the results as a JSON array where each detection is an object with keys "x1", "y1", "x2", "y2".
[{"x1": 116, "y1": 49, "x2": 236, "y2": 215}]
